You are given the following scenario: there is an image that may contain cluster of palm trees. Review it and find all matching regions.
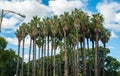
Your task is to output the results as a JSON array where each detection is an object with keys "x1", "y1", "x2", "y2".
[{"x1": 15, "y1": 8, "x2": 111, "y2": 76}]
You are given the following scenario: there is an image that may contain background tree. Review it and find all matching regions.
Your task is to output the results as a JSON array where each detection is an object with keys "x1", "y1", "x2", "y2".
[
  {"x1": 0, "y1": 36, "x2": 17, "y2": 76},
  {"x1": 0, "y1": 36, "x2": 7, "y2": 50}
]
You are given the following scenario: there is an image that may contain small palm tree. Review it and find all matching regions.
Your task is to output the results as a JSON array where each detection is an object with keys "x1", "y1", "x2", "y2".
[
  {"x1": 60, "y1": 12, "x2": 71, "y2": 76},
  {"x1": 27, "y1": 23, "x2": 33, "y2": 76},
  {"x1": 36, "y1": 35, "x2": 43, "y2": 75},
  {"x1": 91, "y1": 13, "x2": 104, "y2": 76},
  {"x1": 72, "y1": 9, "x2": 81, "y2": 76},
  {"x1": 80, "y1": 11, "x2": 89, "y2": 76},
  {"x1": 100, "y1": 28, "x2": 111, "y2": 76},
  {"x1": 42, "y1": 17, "x2": 49, "y2": 76},
  {"x1": 50, "y1": 15, "x2": 59, "y2": 76},
  {"x1": 29, "y1": 16, "x2": 40, "y2": 76},
  {"x1": 15, "y1": 29, "x2": 22, "y2": 76},
  {"x1": 19, "y1": 22, "x2": 28, "y2": 76}
]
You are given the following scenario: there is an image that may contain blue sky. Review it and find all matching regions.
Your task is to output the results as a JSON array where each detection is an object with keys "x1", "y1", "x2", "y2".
[{"x1": 0, "y1": 0, "x2": 120, "y2": 62}]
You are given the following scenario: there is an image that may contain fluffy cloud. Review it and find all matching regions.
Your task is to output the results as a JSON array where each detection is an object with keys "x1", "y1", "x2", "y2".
[
  {"x1": 1, "y1": 17, "x2": 21, "y2": 31},
  {"x1": 49, "y1": 0, "x2": 86, "y2": 15},
  {"x1": 5, "y1": 37, "x2": 18, "y2": 45},
  {"x1": 24, "y1": 54, "x2": 33, "y2": 62},
  {"x1": 0, "y1": 1, "x2": 51, "y2": 18},
  {"x1": 111, "y1": 31, "x2": 119, "y2": 38},
  {"x1": 0, "y1": 0, "x2": 52, "y2": 33},
  {"x1": 0, "y1": 0, "x2": 87, "y2": 33},
  {"x1": 96, "y1": 1, "x2": 120, "y2": 32},
  {"x1": 5, "y1": 35, "x2": 30, "y2": 48}
]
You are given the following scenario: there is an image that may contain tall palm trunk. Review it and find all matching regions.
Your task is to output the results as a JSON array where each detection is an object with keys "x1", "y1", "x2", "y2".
[
  {"x1": 41, "y1": 44, "x2": 44, "y2": 76},
  {"x1": 83, "y1": 32, "x2": 86, "y2": 76},
  {"x1": 16, "y1": 40, "x2": 21, "y2": 76},
  {"x1": 59, "y1": 42, "x2": 63, "y2": 76},
  {"x1": 102, "y1": 43, "x2": 105, "y2": 76},
  {"x1": 92, "y1": 40, "x2": 95, "y2": 76},
  {"x1": 92, "y1": 41, "x2": 95, "y2": 51},
  {"x1": 43, "y1": 37, "x2": 46, "y2": 76},
  {"x1": 95, "y1": 33, "x2": 98, "y2": 76},
  {"x1": 73, "y1": 46, "x2": 77, "y2": 76},
  {"x1": 21, "y1": 38, "x2": 25, "y2": 76},
  {"x1": 38, "y1": 44, "x2": 41, "y2": 75},
  {"x1": 33, "y1": 37, "x2": 37, "y2": 76},
  {"x1": 50, "y1": 43, "x2": 53, "y2": 76},
  {"x1": 27, "y1": 38, "x2": 32, "y2": 76},
  {"x1": 71, "y1": 45, "x2": 74, "y2": 76},
  {"x1": 76, "y1": 29, "x2": 79, "y2": 76},
  {"x1": 80, "y1": 41, "x2": 83, "y2": 76},
  {"x1": 87, "y1": 38, "x2": 91, "y2": 76},
  {"x1": 47, "y1": 36, "x2": 49, "y2": 76},
  {"x1": 64, "y1": 30, "x2": 68, "y2": 76},
  {"x1": 53, "y1": 36, "x2": 56, "y2": 76}
]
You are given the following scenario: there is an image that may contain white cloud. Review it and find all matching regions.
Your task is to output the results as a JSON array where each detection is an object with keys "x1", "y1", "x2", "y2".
[
  {"x1": 96, "y1": 1, "x2": 120, "y2": 32},
  {"x1": 5, "y1": 37, "x2": 18, "y2": 45},
  {"x1": 0, "y1": 0, "x2": 52, "y2": 33},
  {"x1": 116, "y1": 13, "x2": 120, "y2": 22},
  {"x1": 49, "y1": 0, "x2": 86, "y2": 15},
  {"x1": 0, "y1": 0, "x2": 87, "y2": 33},
  {"x1": 111, "y1": 31, "x2": 119, "y2": 38},
  {"x1": 5, "y1": 35, "x2": 31, "y2": 48},
  {"x1": 0, "y1": 1, "x2": 51, "y2": 18},
  {"x1": 1, "y1": 17, "x2": 20, "y2": 31},
  {"x1": 24, "y1": 54, "x2": 33, "y2": 62}
]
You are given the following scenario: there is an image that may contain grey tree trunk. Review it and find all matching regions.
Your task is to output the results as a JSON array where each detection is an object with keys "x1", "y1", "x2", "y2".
[
  {"x1": 83, "y1": 32, "x2": 86, "y2": 76},
  {"x1": 16, "y1": 41, "x2": 21, "y2": 76},
  {"x1": 87, "y1": 38, "x2": 92, "y2": 76},
  {"x1": 43, "y1": 37, "x2": 46, "y2": 76},
  {"x1": 21, "y1": 38, "x2": 25, "y2": 76},
  {"x1": 47, "y1": 36, "x2": 49, "y2": 76},
  {"x1": 64, "y1": 31, "x2": 68, "y2": 76},
  {"x1": 27, "y1": 38, "x2": 32, "y2": 76},
  {"x1": 95, "y1": 33, "x2": 98, "y2": 76},
  {"x1": 33, "y1": 37, "x2": 36, "y2": 76},
  {"x1": 53, "y1": 36, "x2": 56, "y2": 76},
  {"x1": 102, "y1": 43, "x2": 106, "y2": 76}
]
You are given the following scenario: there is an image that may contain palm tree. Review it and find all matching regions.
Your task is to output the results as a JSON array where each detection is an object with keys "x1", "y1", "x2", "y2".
[
  {"x1": 42, "y1": 17, "x2": 49, "y2": 76},
  {"x1": 72, "y1": 9, "x2": 81, "y2": 76},
  {"x1": 69, "y1": 28, "x2": 77, "y2": 76},
  {"x1": 37, "y1": 20, "x2": 44, "y2": 76},
  {"x1": 19, "y1": 23, "x2": 28, "y2": 76},
  {"x1": 27, "y1": 37, "x2": 32, "y2": 76},
  {"x1": 60, "y1": 12, "x2": 71, "y2": 76},
  {"x1": 100, "y1": 28, "x2": 111, "y2": 76},
  {"x1": 50, "y1": 15, "x2": 59, "y2": 76},
  {"x1": 15, "y1": 29, "x2": 22, "y2": 76},
  {"x1": 36, "y1": 36, "x2": 42, "y2": 75},
  {"x1": 85, "y1": 21, "x2": 91, "y2": 76},
  {"x1": 80, "y1": 11, "x2": 89, "y2": 76},
  {"x1": 27, "y1": 23, "x2": 33, "y2": 76},
  {"x1": 29, "y1": 16, "x2": 40, "y2": 76},
  {"x1": 91, "y1": 13, "x2": 104, "y2": 76},
  {"x1": 45, "y1": 17, "x2": 51, "y2": 76}
]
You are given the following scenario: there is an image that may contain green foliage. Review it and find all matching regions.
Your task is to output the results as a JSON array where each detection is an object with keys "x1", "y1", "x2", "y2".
[
  {"x1": 0, "y1": 36, "x2": 17, "y2": 76},
  {"x1": 0, "y1": 37, "x2": 7, "y2": 50},
  {"x1": 28, "y1": 46, "x2": 120, "y2": 76}
]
